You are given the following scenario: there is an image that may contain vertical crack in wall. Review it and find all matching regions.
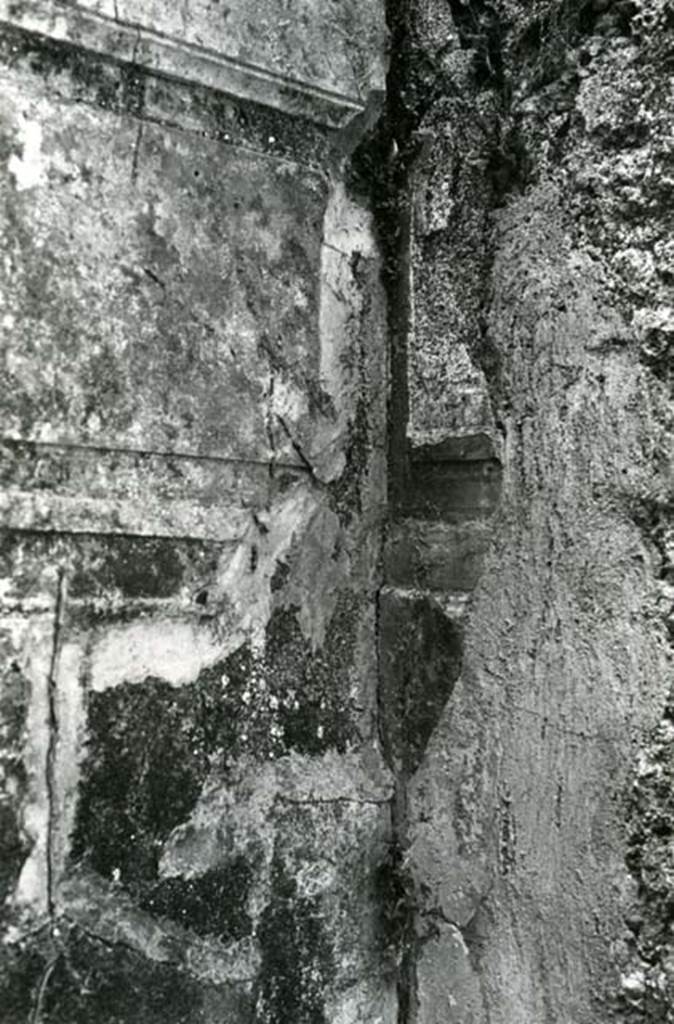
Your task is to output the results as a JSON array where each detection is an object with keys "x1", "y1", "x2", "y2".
[
  {"x1": 30, "y1": 954, "x2": 59, "y2": 1024},
  {"x1": 28, "y1": 569, "x2": 69, "y2": 1024},
  {"x1": 45, "y1": 568, "x2": 67, "y2": 919}
]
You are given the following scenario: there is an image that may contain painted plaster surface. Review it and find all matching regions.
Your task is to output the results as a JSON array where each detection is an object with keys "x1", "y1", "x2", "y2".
[
  {"x1": 0, "y1": 66, "x2": 325, "y2": 462},
  {"x1": 0, "y1": 6, "x2": 391, "y2": 1020}
]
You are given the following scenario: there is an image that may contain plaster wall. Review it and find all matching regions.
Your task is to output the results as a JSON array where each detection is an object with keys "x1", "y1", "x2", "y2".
[{"x1": 0, "y1": 5, "x2": 393, "y2": 1021}]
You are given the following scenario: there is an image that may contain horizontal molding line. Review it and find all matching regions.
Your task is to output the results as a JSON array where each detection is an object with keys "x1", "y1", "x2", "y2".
[
  {"x1": 0, "y1": 439, "x2": 311, "y2": 541},
  {"x1": 0, "y1": 524, "x2": 241, "y2": 544},
  {"x1": 0, "y1": 437, "x2": 310, "y2": 473},
  {"x1": 1, "y1": 0, "x2": 367, "y2": 127}
]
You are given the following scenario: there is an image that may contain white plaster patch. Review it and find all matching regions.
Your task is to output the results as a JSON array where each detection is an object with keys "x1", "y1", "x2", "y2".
[
  {"x1": 326, "y1": 982, "x2": 398, "y2": 1024},
  {"x1": 271, "y1": 375, "x2": 307, "y2": 424},
  {"x1": 8, "y1": 616, "x2": 54, "y2": 920},
  {"x1": 319, "y1": 246, "x2": 357, "y2": 408},
  {"x1": 310, "y1": 181, "x2": 379, "y2": 482},
  {"x1": 323, "y1": 180, "x2": 376, "y2": 258},
  {"x1": 89, "y1": 620, "x2": 223, "y2": 691},
  {"x1": 52, "y1": 641, "x2": 87, "y2": 888},
  {"x1": 8, "y1": 116, "x2": 46, "y2": 191}
]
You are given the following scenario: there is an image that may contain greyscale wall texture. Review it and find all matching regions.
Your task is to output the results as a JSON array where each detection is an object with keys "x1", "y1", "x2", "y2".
[
  {"x1": 0, "y1": 3, "x2": 393, "y2": 1021},
  {"x1": 0, "y1": 2, "x2": 673, "y2": 1023}
]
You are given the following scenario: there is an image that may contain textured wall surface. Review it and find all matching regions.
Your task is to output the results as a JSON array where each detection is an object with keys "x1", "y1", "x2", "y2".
[
  {"x1": 385, "y1": 1, "x2": 673, "y2": 1021},
  {"x1": 0, "y1": 5, "x2": 394, "y2": 1022},
  {"x1": 1, "y1": 1, "x2": 673, "y2": 1023}
]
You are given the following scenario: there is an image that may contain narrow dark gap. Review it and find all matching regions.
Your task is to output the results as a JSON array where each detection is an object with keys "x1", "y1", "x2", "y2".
[
  {"x1": 45, "y1": 569, "x2": 67, "y2": 919},
  {"x1": 346, "y1": 0, "x2": 422, "y2": 517},
  {"x1": 357, "y1": 3, "x2": 512, "y2": 1018},
  {"x1": 345, "y1": 7, "x2": 424, "y2": 1019}
]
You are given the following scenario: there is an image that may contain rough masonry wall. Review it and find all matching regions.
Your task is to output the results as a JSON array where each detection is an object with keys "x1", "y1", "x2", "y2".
[
  {"x1": 0, "y1": 5, "x2": 395, "y2": 1022},
  {"x1": 384, "y1": 1, "x2": 673, "y2": 1021}
]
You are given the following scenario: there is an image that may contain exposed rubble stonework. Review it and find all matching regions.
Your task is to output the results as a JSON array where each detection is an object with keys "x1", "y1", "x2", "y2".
[{"x1": 1, "y1": 1, "x2": 673, "y2": 1023}]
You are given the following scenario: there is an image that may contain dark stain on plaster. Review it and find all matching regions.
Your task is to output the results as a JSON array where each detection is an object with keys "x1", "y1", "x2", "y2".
[
  {"x1": 446, "y1": 0, "x2": 508, "y2": 93},
  {"x1": 139, "y1": 859, "x2": 255, "y2": 941},
  {"x1": 639, "y1": 323, "x2": 674, "y2": 386},
  {"x1": 510, "y1": 0, "x2": 636, "y2": 95},
  {"x1": 70, "y1": 538, "x2": 185, "y2": 600},
  {"x1": 0, "y1": 801, "x2": 25, "y2": 909},
  {"x1": 0, "y1": 530, "x2": 59, "y2": 591},
  {"x1": 42, "y1": 927, "x2": 210, "y2": 1024},
  {"x1": 629, "y1": 496, "x2": 673, "y2": 595},
  {"x1": 402, "y1": 450, "x2": 502, "y2": 521},
  {"x1": 378, "y1": 590, "x2": 463, "y2": 776},
  {"x1": 68, "y1": 536, "x2": 220, "y2": 602},
  {"x1": 71, "y1": 601, "x2": 358, "y2": 932},
  {"x1": 0, "y1": 529, "x2": 223, "y2": 615},
  {"x1": 270, "y1": 559, "x2": 291, "y2": 593},
  {"x1": 264, "y1": 601, "x2": 358, "y2": 756},
  {"x1": 71, "y1": 677, "x2": 211, "y2": 886},
  {"x1": 255, "y1": 850, "x2": 332, "y2": 1024},
  {"x1": 0, "y1": 657, "x2": 29, "y2": 906},
  {"x1": 0, "y1": 23, "x2": 148, "y2": 120},
  {"x1": 374, "y1": 840, "x2": 416, "y2": 966},
  {"x1": 0, "y1": 942, "x2": 48, "y2": 1024}
]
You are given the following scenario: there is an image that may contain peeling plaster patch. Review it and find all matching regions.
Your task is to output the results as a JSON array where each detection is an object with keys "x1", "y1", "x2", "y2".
[
  {"x1": 280, "y1": 503, "x2": 348, "y2": 649},
  {"x1": 159, "y1": 749, "x2": 392, "y2": 882},
  {"x1": 7, "y1": 116, "x2": 46, "y2": 192},
  {"x1": 214, "y1": 490, "x2": 315, "y2": 653},
  {"x1": 62, "y1": 747, "x2": 395, "y2": 1006},
  {"x1": 157, "y1": 749, "x2": 392, "y2": 938},
  {"x1": 214, "y1": 486, "x2": 346, "y2": 652},
  {"x1": 89, "y1": 620, "x2": 222, "y2": 691},
  {"x1": 158, "y1": 761, "x2": 279, "y2": 883},
  {"x1": 326, "y1": 982, "x2": 398, "y2": 1024}
]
